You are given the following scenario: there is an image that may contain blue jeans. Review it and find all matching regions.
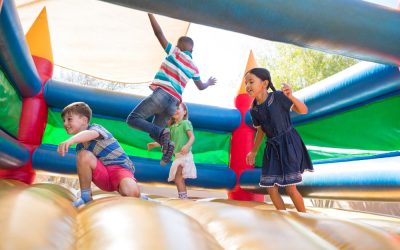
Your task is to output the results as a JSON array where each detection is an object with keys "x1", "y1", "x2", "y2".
[{"x1": 127, "y1": 88, "x2": 179, "y2": 142}]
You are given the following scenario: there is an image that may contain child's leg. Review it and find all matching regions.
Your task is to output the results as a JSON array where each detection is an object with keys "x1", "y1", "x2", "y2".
[
  {"x1": 127, "y1": 89, "x2": 177, "y2": 165},
  {"x1": 126, "y1": 95, "x2": 165, "y2": 141},
  {"x1": 74, "y1": 150, "x2": 97, "y2": 207},
  {"x1": 285, "y1": 185, "x2": 306, "y2": 213},
  {"x1": 76, "y1": 150, "x2": 97, "y2": 189},
  {"x1": 152, "y1": 98, "x2": 177, "y2": 165},
  {"x1": 126, "y1": 88, "x2": 177, "y2": 142},
  {"x1": 267, "y1": 186, "x2": 286, "y2": 210},
  {"x1": 175, "y1": 166, "x2": 187, "y2": 199},
  {"x1": 118, "y1": 177, "x2": 140, "y2": 198}
]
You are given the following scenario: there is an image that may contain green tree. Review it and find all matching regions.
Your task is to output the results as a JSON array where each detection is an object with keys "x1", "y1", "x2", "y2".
[{"x1": 257, "y1": 43, "x2": 358, "y2": 91}]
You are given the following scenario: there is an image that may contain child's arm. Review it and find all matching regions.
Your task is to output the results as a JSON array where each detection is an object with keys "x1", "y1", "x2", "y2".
[
  {"x1": 281, "y1": 83, "x2": 308, "y2": 114},
  {"x1": 246, "y1": 127, "x2": 265, "y2": 165},
  {"x1": 148, "y1": 13, "x2": 168, "y2": 49},
  {"x1": 57, "y1": 130, "x2": 100, "y2": 157},
  {"x1": 193, "y1": 77, "x2": 217, "y2": 90},
  {"x1": 147, "y1": 142, "x2": 161, "y2": 151},
  {"x1": 180, "y1": 130, "x2": 195, "y2": 155}
]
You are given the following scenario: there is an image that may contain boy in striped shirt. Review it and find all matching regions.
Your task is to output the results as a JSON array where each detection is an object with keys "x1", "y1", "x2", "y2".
[
  {"x1": 127, "y1": 13, "x2": 216, "y2": 165},
  {"x1": 58, "y1": 102, "x2": 140, "y2": 207}
]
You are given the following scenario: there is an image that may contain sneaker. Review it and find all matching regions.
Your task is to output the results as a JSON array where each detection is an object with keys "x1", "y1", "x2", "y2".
[
  {"x1": 160, "y1": 142, "x2": 175, "y2": 166},
  {"x1": 73, "y1": 197, "x2": 92, "y2": 208},
  {"x1": 159, "y1": 128, "x2": 171, "y2": 154}
]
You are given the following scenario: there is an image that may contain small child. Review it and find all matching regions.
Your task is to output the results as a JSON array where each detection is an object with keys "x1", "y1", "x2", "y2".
[
  {"x1": 127, "y1": 13, "x2": 216, "y2": 166},
  {"x1": 147, "y1": 103, "x2": 196, "y2": 199},
  {"x1": 245, "y1": 68, "x2": 313, "y2": 212},
  {"x1": 57, "y1": 102, "x2": 140, "y2": 207}
]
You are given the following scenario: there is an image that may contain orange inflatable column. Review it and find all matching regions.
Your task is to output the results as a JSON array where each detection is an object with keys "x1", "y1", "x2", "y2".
[{"x1": 228, "y1": 51, "x2": 264, "y2": 201}]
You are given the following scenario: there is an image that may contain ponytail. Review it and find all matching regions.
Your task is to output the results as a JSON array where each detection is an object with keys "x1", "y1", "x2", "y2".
[{"x1": 246, "y1": 68, "x2": 275, "y2": 92}]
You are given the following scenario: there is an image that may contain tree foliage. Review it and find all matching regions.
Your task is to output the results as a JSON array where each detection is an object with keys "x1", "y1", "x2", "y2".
[{"x1": 257, "y1": 43, "x2": 359, "y2": 91}]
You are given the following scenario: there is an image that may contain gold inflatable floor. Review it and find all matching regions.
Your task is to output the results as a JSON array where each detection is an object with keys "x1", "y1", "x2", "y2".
[{"x1": 0, "y1": 179, "x2": 399, "y2": 250}]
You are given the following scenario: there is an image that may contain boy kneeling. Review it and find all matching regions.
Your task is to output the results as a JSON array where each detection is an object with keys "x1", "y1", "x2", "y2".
[{"x1": 57, "y1": 102, "x2": 140, "y2": 207}]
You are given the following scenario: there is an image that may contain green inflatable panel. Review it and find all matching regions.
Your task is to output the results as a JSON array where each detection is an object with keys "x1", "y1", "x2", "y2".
[
  {"x1": 42, "y1": 109, "x2": 231, "y2": 165},
  {"x1": 0, "y1": 69, "x2": 22, "y2": 137},
  {"x1": 255, "y1": 95, "x2": 400, "y2": 167}
]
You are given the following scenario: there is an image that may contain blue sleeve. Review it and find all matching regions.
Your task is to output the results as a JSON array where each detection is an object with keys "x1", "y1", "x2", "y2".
[
  {"x1": 89, "y1": 124, "x2": 112, "y2": 140},
  {"x1": 275, "y1": 91, "x2": 293, "y2": 111},
  {"x1": 76, "y1": 143, "x2": 83, "y2": 152},
  {"x1": 250, "y1": 109, "x2": 261, "y2": 128},
  {"x1": 165, "y1": 42, "x2": 173, "y2": 54}
]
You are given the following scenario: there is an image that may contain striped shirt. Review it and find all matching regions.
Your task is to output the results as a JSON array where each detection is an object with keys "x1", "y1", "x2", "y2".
[
  {"x1": 76, "y1": 124, "x2": 134, "y2": 172},
  {"x1": 150, "y1": 42, "x2": 200, "y2": 101}
]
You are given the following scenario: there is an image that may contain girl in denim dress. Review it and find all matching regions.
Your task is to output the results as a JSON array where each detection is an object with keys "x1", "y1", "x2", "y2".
[{"x1": 245, "y1": 68, "x2": 313, "y2": 212}]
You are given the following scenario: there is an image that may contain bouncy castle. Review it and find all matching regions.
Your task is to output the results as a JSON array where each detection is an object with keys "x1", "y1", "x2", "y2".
[{"x1": 0, "y1": 0, "x2": 399, "y2": 249}]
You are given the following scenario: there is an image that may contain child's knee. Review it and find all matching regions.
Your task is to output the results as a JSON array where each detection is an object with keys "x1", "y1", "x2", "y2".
[
  {"x1": 174, "y1": 177, "x2": 183, "y2": 185},
  {"x1": 174, "y1": 172, "x2": 184, "y2": 183},
  {"x1": 126, "y1": 115, "x2": 134, "y2": 125},
  {"x1": 77, "y1": 150, "x2": 97, "y2": 166},
  {"x1": 119, "y1": 178, "x2": 140, "y2": 197},
  {"x1": 126, "y1": 112, "x2": 141, "y2": 127},
  {"x1": 175, "y1": 172, "x2": 183, "y2": 180}
]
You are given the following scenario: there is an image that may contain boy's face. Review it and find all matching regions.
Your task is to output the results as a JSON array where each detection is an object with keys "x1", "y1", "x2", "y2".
[{"x1": 63, "y1": 112, "x2": 88, "y2": 135}]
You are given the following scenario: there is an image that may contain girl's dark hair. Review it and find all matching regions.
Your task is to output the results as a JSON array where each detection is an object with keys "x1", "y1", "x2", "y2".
[{"x1": 246, "y1": 68, "x2": 276, "y2": 91}]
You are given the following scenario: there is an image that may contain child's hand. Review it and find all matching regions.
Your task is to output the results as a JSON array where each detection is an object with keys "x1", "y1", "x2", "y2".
[
  {"x1": 180, "y1": 145, "x2": 189, "y2": 155},
  {"x1": 281, "y1": 83, "x2": 293, "y2": 98},
  {"x1": 246, "y1": 151, "x2": 257, "y2": 165},
  {"x1": 147, "y1": 142, "x2": 159, "y2": 151},
  {"x1": 207, "y1": 77, "x2": 217, "y2": 87},
  {"x1": 57, "y1": 139, "x2": 74, "y2": 157}
]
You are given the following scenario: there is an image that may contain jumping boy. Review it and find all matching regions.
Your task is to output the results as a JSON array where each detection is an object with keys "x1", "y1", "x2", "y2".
[{"x1": 127, "y1": 13, "x2": 216, "y2": 165}]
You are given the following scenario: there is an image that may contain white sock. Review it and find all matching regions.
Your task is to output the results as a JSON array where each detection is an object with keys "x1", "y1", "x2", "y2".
[{"x1": 178, "y1": 192, "x2": 188, "y2": 199}]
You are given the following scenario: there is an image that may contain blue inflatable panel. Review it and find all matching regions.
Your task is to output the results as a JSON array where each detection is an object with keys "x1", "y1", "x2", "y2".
[
  {"x1": 44, "y1": 80, "x2": 241, "y2": 132},
  {"x1": 32, "y1": 144, "x2": 77, "y2": 174},
  {"x1": 187, "y1": 102, "x2": 240, "y2": 132},
  {"x1": 245, "y1": 63, "x2": 400, "y2": 127},
  {"x1": 101, "y1": 0, "x2": 400, "y2": 66},
  {"x1": 244, "y1": 111, "x2": 253, "y2": 129},
  {"x1": 240, "y1": 153, "x2": 400, "y2": 199},
  {"x1": 0, "y1": 1, "x2": 42, "y2": 97},
  {"x1": 291, "y1": 63, "x2": 400, "y2": 124},
  {"x1": 133, "y1": 157, "x2": 236, "y2": 189},
  {"x1": 313, "y1": 151, "x2": 400, "y2": 165},
  {"x1": 32, "y1": 144, "x2": 237, "y2": 189},
  {"x1": 0, "y1": 130, "x2": 30, "y2": 168}
]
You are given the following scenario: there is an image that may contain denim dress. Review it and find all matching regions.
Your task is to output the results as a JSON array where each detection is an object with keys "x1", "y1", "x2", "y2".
[{"x1": 250, "y1": 91, "x2": 313, "y2": 187}]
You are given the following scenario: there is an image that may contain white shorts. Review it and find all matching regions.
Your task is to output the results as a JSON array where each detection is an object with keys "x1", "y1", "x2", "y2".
[{"x1": 168, "y1": 152, "x2": 197, "y2": 182}]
